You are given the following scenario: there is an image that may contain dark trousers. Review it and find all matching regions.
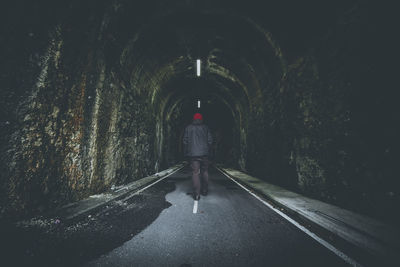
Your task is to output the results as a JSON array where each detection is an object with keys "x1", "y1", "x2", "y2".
[{"x1": 190, "y1": 157, "x2": 209, "y2": 196}]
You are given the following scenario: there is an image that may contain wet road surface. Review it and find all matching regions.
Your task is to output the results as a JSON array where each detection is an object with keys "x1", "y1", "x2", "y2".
[{"x1": 2, "y1": 166, "x2": 349, "y2": 266}]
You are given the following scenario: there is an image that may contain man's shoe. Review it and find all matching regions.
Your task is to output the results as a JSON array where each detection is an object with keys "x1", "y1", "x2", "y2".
[
  {"x1": 201, "y1": 190, "x2": 208, "y2": 196},
  {"x1": 194, "y1": 194, "x2": 200, "y2": 201}
]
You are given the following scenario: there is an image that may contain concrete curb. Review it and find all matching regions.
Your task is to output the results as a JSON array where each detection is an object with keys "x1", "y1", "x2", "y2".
[
  {"x1": 53, "y1": 163, "x2": 186, "y2": 223},
  {"x1": 216, "y1": 166, "x2": 399, "y2": 266}
]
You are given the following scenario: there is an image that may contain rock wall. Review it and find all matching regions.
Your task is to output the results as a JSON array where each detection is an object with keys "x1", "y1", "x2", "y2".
[
  {"x1": 243, "y1": 2, "x2": 399, "y2": 222},
  {"x1": 0, "y1": 1, "x2": 163, "y2": 218}
]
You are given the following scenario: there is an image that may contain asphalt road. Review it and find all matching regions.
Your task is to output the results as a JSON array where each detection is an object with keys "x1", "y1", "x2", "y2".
[{"x1": 85, "y1": 166, "x2": 349, "y2": 267}]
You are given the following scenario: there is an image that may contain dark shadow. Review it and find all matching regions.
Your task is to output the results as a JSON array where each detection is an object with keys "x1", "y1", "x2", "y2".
[{"x1": 0, "y1": 180, "x2": 177, "y2": 267}]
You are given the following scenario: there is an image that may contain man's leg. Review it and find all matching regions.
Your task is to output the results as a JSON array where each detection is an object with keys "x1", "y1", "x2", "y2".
[
  {"x1": 200, "y1": 157, "x2": 209, "y2": 195},
  {"x1": 191, "y1": 159, "x2": 201, "y2": 198}
]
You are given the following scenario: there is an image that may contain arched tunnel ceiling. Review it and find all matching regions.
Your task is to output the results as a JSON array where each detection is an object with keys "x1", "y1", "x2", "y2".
[{"x1": 118, "y1": 9, "x2": 287, "y2": 120}]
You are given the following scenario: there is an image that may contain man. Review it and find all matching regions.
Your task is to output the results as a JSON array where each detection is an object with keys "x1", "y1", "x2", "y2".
[{"x1": 183, "y1": 113, "x2": 213, "y2": 200}]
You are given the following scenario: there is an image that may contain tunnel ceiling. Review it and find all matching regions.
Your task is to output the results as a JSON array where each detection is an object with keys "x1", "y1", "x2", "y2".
[
  {"x1": 118, "y1": 9, "x2": 285, "y2": 121},
  {"x1": 101, "y1": 0, "x2": 356, "y2": 126}
]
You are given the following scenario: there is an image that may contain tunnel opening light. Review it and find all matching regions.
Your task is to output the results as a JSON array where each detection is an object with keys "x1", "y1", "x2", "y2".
[
  {"x1": 196, "y1": 59, "x2": 201, "y2": 77},
  {"x1": 197, "y1": 100, "x2": 201, "y2": 108}
]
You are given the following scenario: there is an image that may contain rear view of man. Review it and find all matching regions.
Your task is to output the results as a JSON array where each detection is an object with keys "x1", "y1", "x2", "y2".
[{"x1": 183, "y1": 113, "x2": 213, "y2": 200}]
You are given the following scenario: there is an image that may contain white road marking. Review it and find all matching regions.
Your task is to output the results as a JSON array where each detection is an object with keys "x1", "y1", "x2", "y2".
[
  {"x1": 130, "y1": 166, "x2": 184, "y2": 197},
  {"x1": 217, "y1": 168, "x2": 362, "y2": 267},
  {"x1": 193, "y1": 200, "x2": 198, "y2": 214}
]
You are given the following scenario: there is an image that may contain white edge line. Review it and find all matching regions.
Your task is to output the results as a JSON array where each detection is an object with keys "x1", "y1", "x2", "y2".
[
  {"x1": 217, "y1": 167, "x2": 362, "y2": 267},
  {"x1": 193, "y1": 201, "x2": 198, "y2": 214},
  {"x1": 67, "y1": 165, "x2": 185, "y2": 220},
  {"x1": 132, "y1": 165, "x2": 184, "y2": 196}
]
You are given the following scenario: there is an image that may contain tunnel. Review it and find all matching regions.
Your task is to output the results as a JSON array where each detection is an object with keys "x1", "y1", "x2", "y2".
[{"x1": 0, "y1": 0, "x2": 399, "y2": 266}]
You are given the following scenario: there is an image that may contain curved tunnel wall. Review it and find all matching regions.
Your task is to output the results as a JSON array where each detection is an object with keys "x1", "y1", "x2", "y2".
[{"x1": 1, "y1": 0, "x2": 398, "y2": 223}]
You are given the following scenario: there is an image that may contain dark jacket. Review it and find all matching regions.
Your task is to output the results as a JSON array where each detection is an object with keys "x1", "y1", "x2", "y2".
[{"x1": 183, "y1": 119, "x2": 213, "y2": 157}]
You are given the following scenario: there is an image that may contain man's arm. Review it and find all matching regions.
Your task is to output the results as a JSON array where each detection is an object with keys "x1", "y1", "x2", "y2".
[{"x1": 207, "y1": 127, "x2": 213, "y2": 145}]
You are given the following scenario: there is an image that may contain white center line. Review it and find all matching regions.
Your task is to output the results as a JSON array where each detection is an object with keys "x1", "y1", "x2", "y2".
[{"x1": 193, "y1": 200, "x2": 198, "y2": 214}]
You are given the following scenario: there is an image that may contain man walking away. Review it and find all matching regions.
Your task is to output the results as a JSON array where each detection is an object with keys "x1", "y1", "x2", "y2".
[{"x1": 183, "y1": 113, "x2": 213, "y2": 200}]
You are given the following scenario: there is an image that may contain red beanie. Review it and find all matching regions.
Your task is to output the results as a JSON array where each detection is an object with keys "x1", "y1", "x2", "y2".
[{"x1": 193, "y1": 113, "x2": 203, "y2": 120}]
